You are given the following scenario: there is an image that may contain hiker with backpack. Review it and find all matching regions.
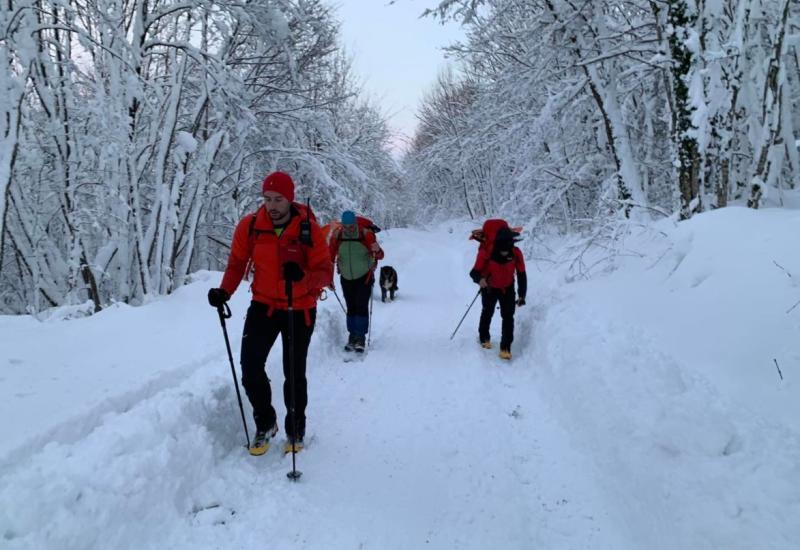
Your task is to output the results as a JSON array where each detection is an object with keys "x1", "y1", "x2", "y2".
[
  {"x1": 469, "y1": 220, "x2": 527, "y2": 360},
  {"x1": 207, "y1": 171, "x2": 332, "y2": 455},
  {"x1": 328, "y1": 211, "x2": 384, "y2": 352}
]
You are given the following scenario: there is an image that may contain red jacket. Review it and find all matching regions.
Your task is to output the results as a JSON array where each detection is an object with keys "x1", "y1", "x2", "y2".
[
  {"x1": 471, "y1": 247, "x2": 526, "y2": 290},
  {"x1": 220, "y1": 205, "x2": 333, "y2": 310}
]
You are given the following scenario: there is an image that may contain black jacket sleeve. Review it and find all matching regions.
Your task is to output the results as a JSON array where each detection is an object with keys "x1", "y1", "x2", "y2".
[{"x1": 517, "y1": 271, "x2": 527, "y2": 300}]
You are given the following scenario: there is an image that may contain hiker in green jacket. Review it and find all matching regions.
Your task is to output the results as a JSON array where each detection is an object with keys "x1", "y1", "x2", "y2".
[{"x1": 329, "y1": 211, "x2": 384, "y2": 352}]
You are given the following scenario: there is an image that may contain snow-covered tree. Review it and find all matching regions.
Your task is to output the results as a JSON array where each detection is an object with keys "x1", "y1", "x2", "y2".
[
  {"x1": 0, "y1": 0, "x2": 400, "y2": 314},
  {"x1": 407, "y1": 0, "x2": 800, "y2": 230}
]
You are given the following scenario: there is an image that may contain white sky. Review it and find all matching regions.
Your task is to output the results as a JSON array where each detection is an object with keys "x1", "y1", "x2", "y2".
[{"x1": 333, "y1": 0, "x2": 464, "y2": 153}]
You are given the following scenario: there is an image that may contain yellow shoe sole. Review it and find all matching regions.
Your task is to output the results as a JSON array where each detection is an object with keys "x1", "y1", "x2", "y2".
[
  {"x1": 249, "y1": 443, "x2": 269, "y2": 456},
  {"x1": 284, "y1": 442, "x2": 304, "y2": 454}
]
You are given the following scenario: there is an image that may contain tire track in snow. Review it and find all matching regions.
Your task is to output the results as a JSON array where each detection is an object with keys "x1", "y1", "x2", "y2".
[{"x1": 0, "y1": 352, "x2": 226, "y2": 471}]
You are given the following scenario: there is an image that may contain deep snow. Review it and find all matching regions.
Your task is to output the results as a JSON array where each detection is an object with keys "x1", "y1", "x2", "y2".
[{"x1": 1, "y1": 208, "x2": 799, "y2": 549}]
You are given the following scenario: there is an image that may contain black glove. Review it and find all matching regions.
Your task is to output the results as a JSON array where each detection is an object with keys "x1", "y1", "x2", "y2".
[
  {"x1": 516, "y1": 297, "x2": 526, "y2": 307},
  {"x1": 283, "y1": 262, "x2": 305, "y2": 282},
  {"x1": 208, "y1": 288, "x2": 229, "y2": 308},
  {"x1": 469, "y1": 269, "x2": 482, "y2": 285}
]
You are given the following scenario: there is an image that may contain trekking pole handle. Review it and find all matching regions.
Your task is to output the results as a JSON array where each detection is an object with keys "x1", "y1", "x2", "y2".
[{"x1": 217, "y1": 302, "x2": 232, "y2": 320}]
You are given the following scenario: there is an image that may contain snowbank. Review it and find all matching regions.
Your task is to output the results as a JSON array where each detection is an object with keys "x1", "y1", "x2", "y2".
[
  {"x1": 530, "y1": 206, "x2": 800, "y2": 548},
  {"x1": 0, "y1": 271, "x2": 231, "y2": 463}
]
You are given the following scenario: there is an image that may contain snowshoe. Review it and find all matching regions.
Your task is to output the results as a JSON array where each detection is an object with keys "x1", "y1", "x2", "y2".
[{"x1": 249, "y1": 423, "x2": 278, "y2": 456}]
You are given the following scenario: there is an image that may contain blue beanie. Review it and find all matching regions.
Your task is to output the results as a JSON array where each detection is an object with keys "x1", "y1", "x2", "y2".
[{"x1": 341, "y1": 210, "x2": 356, "y2": 225}]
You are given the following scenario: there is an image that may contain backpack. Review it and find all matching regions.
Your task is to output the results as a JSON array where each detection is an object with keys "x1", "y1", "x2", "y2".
[
  {"x1": 470, "y1": 219, "x2": 522, "y2": 252},
  {"x1": 332, "y1": 215, "x2": 381, "y2": 281},
  {"x1": 326, "y1": 216, "x2": 381, "y2": 244},
  {"x1": 356, "y1": 216, "x2": 381, "y2": 234}
]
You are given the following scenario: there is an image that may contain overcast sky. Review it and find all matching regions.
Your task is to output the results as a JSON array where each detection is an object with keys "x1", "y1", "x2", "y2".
[{"x1": 333, "y1": 1, "x2": 464, "y2": 153}]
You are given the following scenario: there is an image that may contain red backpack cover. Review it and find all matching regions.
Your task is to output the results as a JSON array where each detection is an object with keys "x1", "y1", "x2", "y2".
[{"x1": 470, "y1": 219, "x2": 521, "y2": 251}]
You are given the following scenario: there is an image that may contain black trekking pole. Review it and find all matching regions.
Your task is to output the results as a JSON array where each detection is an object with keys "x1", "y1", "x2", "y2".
[
  {"x1": 331, "y1": 287, "x2": 347, "y2": 315},
  {"x1": 285, "y1": 278, "x2": 303, "y2": 481},
  {"x1": 215, "y1": 303, "x2": 251, "y2": 449},
  {"x1": 367, "y1": 284, "x2": 374, "y2": 348},
  {"x1": 449, "y1": 289, "x2": 482, "y2": 340}
]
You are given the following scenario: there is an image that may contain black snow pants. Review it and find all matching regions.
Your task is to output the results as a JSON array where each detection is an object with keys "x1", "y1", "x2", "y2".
[
  {"x1": 341, "y1": 273, "x2": 373, "y2": 337},
  {"x1": 478, "y1": 286, "x2": 516, "y2": 350},
  {"x1": 240, "y1": 301, "x2": 316, "y2": 439}
]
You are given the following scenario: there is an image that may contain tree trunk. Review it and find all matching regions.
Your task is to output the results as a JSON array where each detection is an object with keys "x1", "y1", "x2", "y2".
[
  {"x1": 750, "y1": 0, "x2": 792, "y2": 207},
  {"x1": 668, "y1": 0, "x2": 702, "y2": 219}
]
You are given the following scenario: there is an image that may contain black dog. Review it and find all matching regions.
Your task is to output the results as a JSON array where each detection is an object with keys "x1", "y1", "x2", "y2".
[{"x1": 379, "y1": 266, "x2": 399, "y2": 302}]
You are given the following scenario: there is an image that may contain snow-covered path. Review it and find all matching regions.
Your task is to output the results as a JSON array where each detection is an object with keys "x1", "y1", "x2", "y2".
[
  {"x1": 2, "y1": 216, "x2": 800, "y2": 549},
  {"x1": 0, "y1": 227, "x2": 626, "y2": 550}
]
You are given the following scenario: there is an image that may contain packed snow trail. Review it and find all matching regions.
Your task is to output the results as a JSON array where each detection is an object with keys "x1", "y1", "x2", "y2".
[
  {"x1": 2, "y1": 214, "x2": 800, "y2": 549},
  {"x1": 0, "y1": 226, "x2": 627, "y2": 549}
]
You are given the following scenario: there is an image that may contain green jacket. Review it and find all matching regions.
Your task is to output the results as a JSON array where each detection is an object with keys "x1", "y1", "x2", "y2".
[{"x1": 336, "y1": 225, "x2": 375, "y2": 280}]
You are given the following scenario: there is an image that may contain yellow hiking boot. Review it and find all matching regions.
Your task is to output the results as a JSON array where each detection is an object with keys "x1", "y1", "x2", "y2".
[
  {"x1": 499, "y1": 349, "x2": 512, "y2": 361},
  {"x1": 480, "y1": 340, "x2": 493, "y2": 349},
  {"x1": 249, "y1": 423, "x2": 278, "y2": 456},
  {"x1": 284, "y1": 438, "x2": 304, "y2": 454}
]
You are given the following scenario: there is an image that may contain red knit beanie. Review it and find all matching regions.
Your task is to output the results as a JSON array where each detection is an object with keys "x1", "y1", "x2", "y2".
[{"x1": 261, "y1": 171, "x2": 295, "y2": 202}]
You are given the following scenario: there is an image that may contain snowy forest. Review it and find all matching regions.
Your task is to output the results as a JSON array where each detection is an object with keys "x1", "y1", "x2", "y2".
[
  {"x1": 0, "y1": 0, "x2": 401, "y2": 314},
  {"x1": 409, "y1": 0, "x2": 800, "y2": 224},
  {"x1": 2, "y1": 0, "x2": 800, "y2": 313}
]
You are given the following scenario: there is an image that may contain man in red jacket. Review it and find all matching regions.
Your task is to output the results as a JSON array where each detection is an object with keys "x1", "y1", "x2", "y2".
[
  {"x1": 469, "y1": 224, "x2": 527, "y2": 360},
  {"x1": 207, "y1": 172, "x2": 332, "y2": 455}
]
